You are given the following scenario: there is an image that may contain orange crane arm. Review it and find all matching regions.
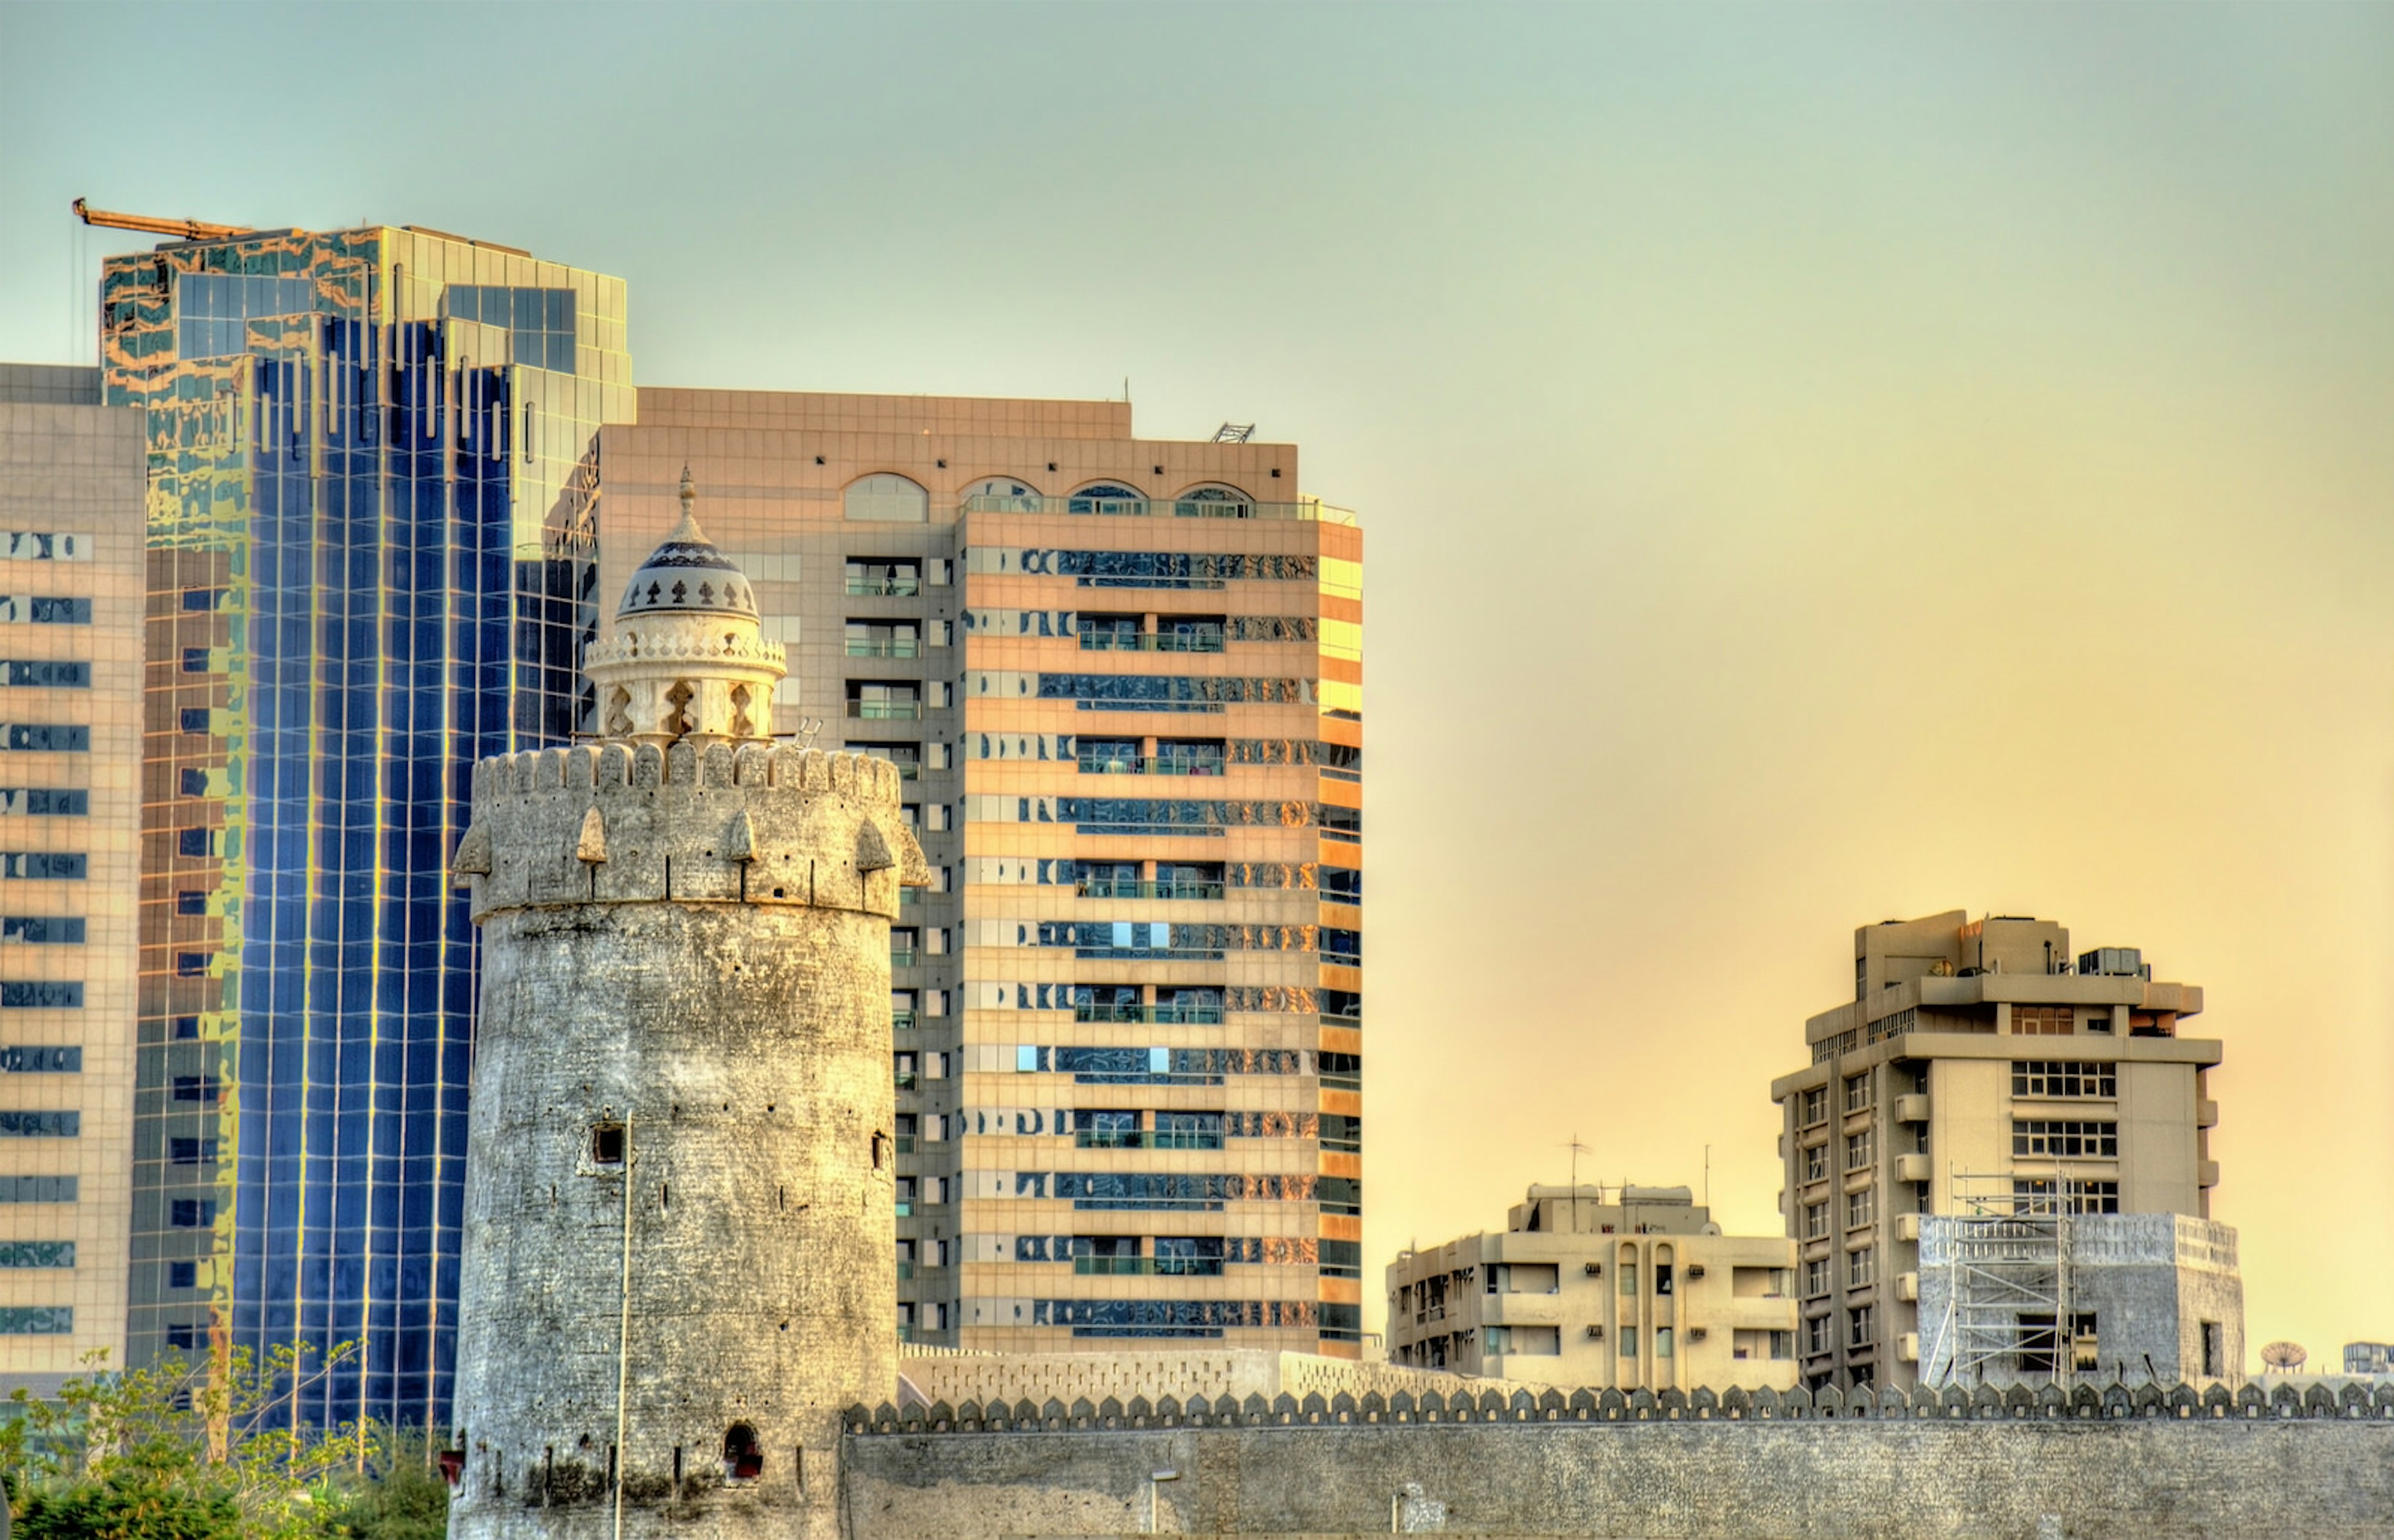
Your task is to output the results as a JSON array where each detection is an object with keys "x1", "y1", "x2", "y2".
[{"x1": 73, "y1": 197, "x2": 252, "y2": 243}]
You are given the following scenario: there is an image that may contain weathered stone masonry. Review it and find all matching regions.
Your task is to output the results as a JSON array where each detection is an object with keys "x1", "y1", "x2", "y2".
[{"x1": 841, "y1": 1380, "x2": 2394, "y2": 1538}]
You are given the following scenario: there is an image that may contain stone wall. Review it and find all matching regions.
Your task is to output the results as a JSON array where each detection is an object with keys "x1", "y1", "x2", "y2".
[
  {"x1": 842, "y1": 1379, "x2": 2394, "y2": 1538},
  {"x1": 899, "y1": 1350, "x2": 1479, "y2": 1410}
]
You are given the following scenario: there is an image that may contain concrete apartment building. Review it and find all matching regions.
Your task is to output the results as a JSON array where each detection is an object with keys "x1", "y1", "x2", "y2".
[
  {"x1": 597, "y1": 392, "x2": 1363, "y2": 1355},
  {"x1": 0, "y1": 363, "x2": 145, "y2": 1398},
  {"x1": 1387, "y1": 1185, "x2": 1799, "y2": 1390},
  {"x1": 1770, "y1": 911, "x2": 2235, "y2": 1392}
]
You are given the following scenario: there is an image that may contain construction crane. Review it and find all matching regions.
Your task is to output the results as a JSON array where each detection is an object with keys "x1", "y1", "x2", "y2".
[{"x1": 72, "y1": 197, "x2": 253, "y2": 243}]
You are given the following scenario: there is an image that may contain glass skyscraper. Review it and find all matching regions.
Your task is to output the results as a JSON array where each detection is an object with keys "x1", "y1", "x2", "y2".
[{"x1": 99, "y1": 224, "x2": 632, "y2": 1426}]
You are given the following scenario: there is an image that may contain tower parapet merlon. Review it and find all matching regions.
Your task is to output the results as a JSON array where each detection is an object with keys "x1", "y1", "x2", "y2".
[{"x1": 452, "y1": 741, "x2": 932, "y2": 921}]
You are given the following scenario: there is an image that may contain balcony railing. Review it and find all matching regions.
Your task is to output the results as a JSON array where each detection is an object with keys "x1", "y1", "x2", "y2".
[
  {"x1": 845, "y1": 576, "x2": 921, "y2": 597},
  {"x1": 1075, "y1": 878, "x2": 1224, "y2": 901},
  {"x1": 960, "y1": 493, "x2": 1358, "y2": 526},
  {"x1": 1071, "y1": 1130, "x2": 1224, "y2": 1151},
  {"x1": 845, "y1": 637, "x2": 922, "y2": 657},
  {"x1": 848, "y1": 700, "x2": 921, "y2": 719},
  {"x1": 1079, "y1": 631, "x2": 1226, "y2": 654},
  {"x1": 1071, "y1": 1256, "x2": 1226, "y2": 1277},
  {"x1": 891, "y1": 1010, "x2": 916, "y2": 1032},
  {"x1": 1075, "y1": 754, "x2": 1227, "y2": 777},
  {"x1": 893, "y1": 1070, "x2": 918, "y2": 1090},
  {"x1": 890, "y1": 948, "x2": 918, "y2": 968},
  {"x1": 1072, "y1": 1004, "x2": 1223, "y2": 1025}
]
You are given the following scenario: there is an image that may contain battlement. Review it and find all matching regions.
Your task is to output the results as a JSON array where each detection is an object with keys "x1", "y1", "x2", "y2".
[{"x1": 454, "y1": 741, "x2": 932, "y2": 921}]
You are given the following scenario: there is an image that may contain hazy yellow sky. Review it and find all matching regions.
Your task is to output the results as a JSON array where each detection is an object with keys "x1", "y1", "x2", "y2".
[{"x1": 4, "y1": 2, "x2": 2388, "y2": 1359}]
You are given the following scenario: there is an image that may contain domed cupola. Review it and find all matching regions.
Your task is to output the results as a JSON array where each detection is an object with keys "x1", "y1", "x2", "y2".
[
  {"x1": 617, "y1": 468, "x2": 758, "y2": 620},
  {"x1": 583, "y1": 468, "x2": 787, "y2": 746}
]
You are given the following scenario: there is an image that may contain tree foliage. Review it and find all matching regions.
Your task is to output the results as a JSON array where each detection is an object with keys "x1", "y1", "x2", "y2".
[{"x1": 0, "y1": 1341, "x2": 445, "y2": 1539}]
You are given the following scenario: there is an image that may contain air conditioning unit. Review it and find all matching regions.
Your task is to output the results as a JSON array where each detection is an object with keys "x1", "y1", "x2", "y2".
[
  {"x1": 1584, "y1": 1324, "x2": 1603, "y2": 1340},
  {"x1": 1582, "y1": 1262, "x2": 1602, "y2": 1276},
  {"x1": 1686, "y1": 1264, "x2": 1706, "y2": 1280},
  {"x1": 1689, "y1": 1327, "x2": 1708, "y2": 1342}
]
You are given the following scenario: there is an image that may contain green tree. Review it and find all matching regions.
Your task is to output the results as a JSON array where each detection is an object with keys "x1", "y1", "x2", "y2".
[
  {"x1": 326, "y1": 1429, "x2": 451, "y2": 1540},
  {"x1": 0, "y1": 1341, "x2": 374, "y2": 1540}
]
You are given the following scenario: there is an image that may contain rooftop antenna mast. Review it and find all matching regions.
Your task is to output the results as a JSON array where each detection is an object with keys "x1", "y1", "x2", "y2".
[{"x1": 1560, "y1": 1135, "x2": 1591, "y2": 1233}]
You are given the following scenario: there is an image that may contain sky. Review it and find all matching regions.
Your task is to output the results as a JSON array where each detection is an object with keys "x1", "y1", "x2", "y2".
[{"x1": 4, "y1": 2, "x2": 2390, "y2": 1362}]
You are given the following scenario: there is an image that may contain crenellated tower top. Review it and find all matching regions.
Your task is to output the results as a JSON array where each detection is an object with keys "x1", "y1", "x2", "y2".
[{"x1": 584, "y1": 467, "x2": 788, "y2": 746}]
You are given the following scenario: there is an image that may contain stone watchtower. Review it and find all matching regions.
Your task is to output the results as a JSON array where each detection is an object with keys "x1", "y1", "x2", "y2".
[{"x1": 448, "y1": 473, "x2": 928, "y2": 1539}]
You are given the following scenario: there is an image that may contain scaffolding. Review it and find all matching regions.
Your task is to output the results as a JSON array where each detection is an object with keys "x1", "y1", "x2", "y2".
[{"x1": 1920, "y1": 1167, "x2": 2094, "y2": 1388}]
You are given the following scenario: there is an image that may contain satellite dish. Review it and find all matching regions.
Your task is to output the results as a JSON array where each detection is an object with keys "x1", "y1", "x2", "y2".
[{"x1": 2261, "y1": 1340, "x2": 2307, "y2": 1374}]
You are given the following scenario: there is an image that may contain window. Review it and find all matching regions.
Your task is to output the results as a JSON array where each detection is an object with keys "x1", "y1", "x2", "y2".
[
  {"x1": 1802, "y1": 1143, "x2": 1828, "y2": 1182},
  {"x1": 0, "y1": 980, "x2": 82, "y2": 1008},
  {"x1": 0, "y1": 1307, "x2": 73, "y2": 1335},
  {"x1": 1771, "y1": 1330, "x2": 1795, "y2": 1360},
  {"x1": 1618, "y1": 1254, "x2": 1638, "y2": 1294},
  {"x1": 170, "y1": 1137, "x2": 218, "y2": 1164},
  {"x1": 168, "y1": 1261, "x2": 198, "y2": 1289},
  {"x1": 1845, "y1": 1129, "x2": 1873, "y2": 1171},
  {"x1": 2011, "y1": 1177, "x2": 2118, "y2": 1215},
  {"x1": 0, "y1": 1241, "x2": 72, "y2": 1268},
  {"x1": 1618, "y1": 1327, "x2": 1637, "y2": 1357},
  {"x1": 2011, "y1": 1061, "x2": 2117, "y2": 1099},
  {"x1": 722, "y1": 1422, "x2": 764, "y2": 1481},
  {"x1": 844, "y1": 559, "x2": 920, "y2": 597},
  {"x1": 165, "y1": 1322, "x2": 203, "y2": 1349},
  {"x1": 1800, "y1": 1087, "x2": 1827, "y2": 1126},
  {"x1": 1654, "y1": 1327, "x2": 1674, "y2": 1359},
  {"x1": 1803, "y1": 1201, "x2": 1830, "y2": 1241},
  {"x1": 1844, "y1": 1072, "x2": 1872, "y2": 1113},
  {"x1": 181, "y1": 648, "x2": 213, "y2": 673},
  {"x1": 0, "y1": 1175, "x2": 74, "y2": 1201},
  {"x1": 1804, "y1": 1258, "x2": 1831, "y2": 1297},
  {"x1": 2011, "y1": 1004, "x2": 2074, "y2": 1035},
  {"x1": 1655, "y1": 1263, "x2": 1674, "y2": 1296},
  {"x1": 177, "y1": 829, "x2": 212, "y2": 858},
  {"x1": 845, "y1": 620, "x2": 921, "y2": 657},
  {"x1": 844, "y1": 474, "x2": 928, "y2": 523},
  {"x1": 848, "y1": 681, "x2": 922, "y2": 720},
  {"x1": 0, "y1": 790, "x2": 86, "y2": 816},
  {"x1": 0, "y1": 534, "x2": 92, "y2": 562},
  {"x1": 1074, "y1": 1110, "x2": 1142, "y2": 1149},
  {"x1": 590, "y1": 1123, "x2": 625, "y2": 1165},
  {"x1": 1805, "y1": 1314, "x2": 1832, "y2": 1355},
  {"x1": 1067, "y1": 482, "x2": 1147, "y2": 517},
  {"x1": 170, "y1": 1199, "x2": 216, "y2": 1227},
  {"x1": 1846, "y1": 1187, "x2": 1876, "y2": 1229},
  {"x1": 2201, "y1": 1321, "x2": 2224, "y2": 1378},
  {"x1": 1848, "y1": 1246, "x2": 1876, "y2": 1289},
  {"x1": 1848, "y1": 1305, "x2": 1875, "y2": 1348},
  {"x1": 890, "y1": 929, "x2": 918, "y2": 966},
  {"x1": 2012, "y1": 1120, "x2": 2118, "y2": 1159},
  {"x1": 0, "y1": 1111, "x2": 75, "y2": 1137}
]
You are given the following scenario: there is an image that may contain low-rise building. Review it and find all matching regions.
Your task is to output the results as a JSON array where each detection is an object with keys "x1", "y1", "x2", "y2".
[
  {"x1": 2347, "y1": 1342, "x2": 2394, "y2": 1376},
  {"x1": 1386, "y1": 1185, "x2": 1799, "y2": 1390}
]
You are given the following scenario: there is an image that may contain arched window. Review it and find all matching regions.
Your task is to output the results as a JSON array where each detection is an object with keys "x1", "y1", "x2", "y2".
[
  {"x1": 844, "y1": 473, "x2": 928, "y2": 523},
  {"x1": 1066, "y1": 482, "x2": 1147, "y2": 517},
  {"x1": 962, "y1": 476, "x2": 1042, "y2": 513},
  {"x1": 722, "y1": 1423, "x2": 763, "y2": 1481},
  {"x1": 1173, "y1": 483, "x2": 1253, "y2": 519}
]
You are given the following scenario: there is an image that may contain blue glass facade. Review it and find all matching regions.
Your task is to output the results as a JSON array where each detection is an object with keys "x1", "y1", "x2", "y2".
[{"x1": 101, "y1": 226, "x2": 632, "y2": 1427}]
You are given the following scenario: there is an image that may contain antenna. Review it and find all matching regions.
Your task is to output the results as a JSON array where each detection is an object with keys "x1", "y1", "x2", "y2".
[
  {"x1": 1559, "y1": 1135, "x2": 1591, "y2": 1233},
  {"x1": 2261, "y1": 1340, "x2": 2308, "y2": 1375},
  {"x1": 1211, "y1": 422, "x2": 1256, "y2": 443}
]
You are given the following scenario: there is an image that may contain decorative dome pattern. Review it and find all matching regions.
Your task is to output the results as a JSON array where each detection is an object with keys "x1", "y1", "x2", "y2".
[{"x1": 617, "y1": 467, "x2": 758, "y2": 619}]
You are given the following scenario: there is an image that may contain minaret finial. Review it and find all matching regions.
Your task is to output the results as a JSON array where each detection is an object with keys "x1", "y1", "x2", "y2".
[{"x1": 673, "y1": 464, "x2": 703, "y2": 541}]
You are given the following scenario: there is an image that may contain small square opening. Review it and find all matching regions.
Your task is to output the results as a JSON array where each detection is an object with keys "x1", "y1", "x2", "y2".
[{"x1": 590, "y1": 1123, "x2": 626, "y2": 1165}]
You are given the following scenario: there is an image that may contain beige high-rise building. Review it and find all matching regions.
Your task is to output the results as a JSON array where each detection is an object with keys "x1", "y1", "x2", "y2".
[
  {"x1": 1771, "y1": 911, "x2": 2232, "y2": 1393},
  {"x1": 1386, "y1": 1185, "x2": 1799, "y2": 1390},
  {"x1": 0, "y1": 364, "x2": 145, "y2": 1397},
  {"x1": 597, "y1": 392, "x2": 1363, "y2": 1355}
]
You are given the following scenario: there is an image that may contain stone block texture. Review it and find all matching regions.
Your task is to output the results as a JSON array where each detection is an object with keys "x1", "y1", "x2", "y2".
[{"x1": 448, "y1": 741, "x2": 925, "y2": 1540}]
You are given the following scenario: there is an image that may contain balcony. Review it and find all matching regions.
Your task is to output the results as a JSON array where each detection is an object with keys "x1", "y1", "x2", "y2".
[
  {"x1": 848, "y1": 700, "x2": 922, "y2": 721},
  {"x1": 1073, "y1": 1004, "x2": 1223, "y2": 1026},
  {"x1": 1895, "y1": 1271, "x2": 1919, "y2": 1302},
  {"x1": 1895, "y1": 1093, "x2": 1930, "y2": 1124},
  {"x1": 2198, "y1": 1159, "x2": 2221, "y2": 1188},
  {"x1": 845, "y1": 576, "x2": 921, "y2": 597},
  {"x1": 1072, "y1": 1255, "x2": 1227, "y2": 1277},
  {"x1": 959, "y1": 493, "x2": 1358, "y2": 526},
  {"x1": 889, "y1": 948, "x2": 918, "y2": 968},
  {"x1": 1894, "y1": 1213, "x2": 1921, "y2": 1243},
  {"x1": 893, "y1": 1070, "x2": 918, "y2": 1091},
  {"x1": 1075, "y1": 754, "x2": 1228, "y2": 777},
  {"x1": 1894, "y1": 1153, "x2": 1933, "y2": 1183},
  {"x1": 1079, "y1": 630, "x2": 1226, "y2": 655},
  {"x1": 891, "y1": 1009, "x2": 916, "y2": 1032},
  {"x1": 845, "y1": 637, "x2": 922, "y2": 657},
  {"x1": 1076, "y1": 878, "x2": 1225, "y2": 902},
  {"x1": 2197, "y1": 1097, "x2": 2219, "y2": 1128}
]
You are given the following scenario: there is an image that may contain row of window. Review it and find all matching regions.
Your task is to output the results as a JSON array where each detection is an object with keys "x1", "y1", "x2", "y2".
[
  {"x1": 1011, "y1": 1235, "x2": 1355, "y2": 1271},
  {"x1": 1, "y1": 725, "x2": 89, "y2": 751},
  {"x1": 1011, "y1": 1171, "x2": 1362, "y2": 1213},
  {"x1": 969, "y1": 734, "x2": 1361, "y2": 775},
  {"x1": 1, "y1": 918, "x2": 83, "y2": 945},
  {"x1": 0, "y1": 1111, "x2": 78, "y2": 1136},
  {"x1": 1, "y1": 854, "x2": 85, "y2": 878},
  {"x1": 1, "y1": 534, "x2": 94, "y2": 562},
  {"x1": 0, "y1": 1241, "x2": 73, "y2": 1268},
  {"x1": 1, "y1": 662, "x2": 89, "y2": 687},
  {"x1": 0, "y1": 791, "x2": 86, "y2": 816},
  {"x1": 967, "y1": 794, "x2": 1360, "y2": 838},
  {"x1": 969, "y1": 982, "x2": 1362, "y2": 1021},
  {"x1": 966, "y1": 549, "x2": 1321, "y2": 588},
  {"x1": 0, "y1": 599, "x2": 91, "y2": 625},
  {"x1": 0, "y1": 1175, "x2": 75, "y2": 1202},
  {"x1": 0, "y1": 983, "x2": 82, "y2": 1008},
  {"x1": 0, "y1": 1306, "x2": 72, "y2": 1335},
  {"x1": 1034, "y1": 1298, "x2": 1352, "y2": 1337},
  {"x1": 996, "y1": 921, "x2": 1361, "y2": 963},
  {"x1": 1801, "y1": 1307, "x2": 1877, "y2": 1357},
  {"x1": 1800, "y1": 1188, "x2": 1880, "y2": 1240},
  {"x1": 0, "y1": 1046, "x2": 79, "y2": 1072},
  {"x1": 1801, "y1": 1246, "x2": 1879, "y2": 1299},
  {"x1": 952, "y1": 1107, "x2": 1355, "y2": 1147}
]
